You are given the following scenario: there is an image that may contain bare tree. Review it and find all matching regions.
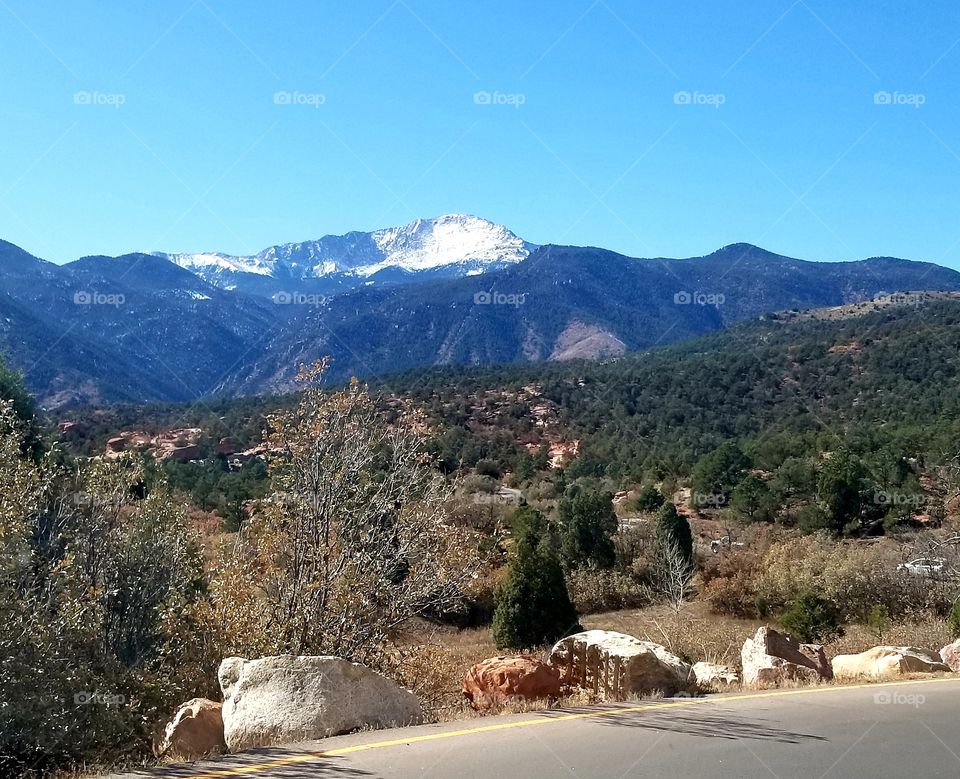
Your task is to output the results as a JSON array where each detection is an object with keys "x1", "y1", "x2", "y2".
[
  {"x1": 655, "y1": 536, "x2": 693, "y2": 613},
  {"x1": 213, "y1": 361, "x2": 481, "y2": 669}
]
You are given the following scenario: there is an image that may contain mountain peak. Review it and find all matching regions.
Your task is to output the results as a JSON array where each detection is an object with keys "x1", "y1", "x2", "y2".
[{"x1": 157, "y1": 215, "x2": 533, "y2": 294}]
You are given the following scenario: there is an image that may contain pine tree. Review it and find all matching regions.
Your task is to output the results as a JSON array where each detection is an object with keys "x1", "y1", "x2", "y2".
[
  {"x1": 0, "y1": 357, "x2": 42, "y2": 460},
  {"x1": 493, "y1": 507, "x2": 579, "y2": 650},
  {"x1": 557, "y1": 491, "x2": 617, "y2": 569},
  {"x1": 652, "y1": 502, "x2": 695, "y2": 609},
  {"x1": 654, "y1": 501, "x2": 693, "y2": 571}
]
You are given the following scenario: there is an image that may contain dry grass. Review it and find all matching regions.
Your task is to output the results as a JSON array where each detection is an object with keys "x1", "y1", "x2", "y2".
[
  {"x1": 580, "y1": 600, "x2": 765, "y2": 666},
  {"x1": 831, "y1": 618, "x2": 951, "y2": 657}
]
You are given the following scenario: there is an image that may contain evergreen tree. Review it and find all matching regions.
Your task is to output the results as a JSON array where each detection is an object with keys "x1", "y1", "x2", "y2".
[
  {"x1": 493, "y1": 507, "x2": 579, "y2": 649},
  {"x1": 632, "y1": 484, "x2": 665, "y2": 512},
  {"x1": 0, "y1": 357, "x2": 43, "y2": 460},
  {"x1": 817, "y1": 448, "x2": 868, "y2": 534},
  {"x1": 730, "y1": 474, "x2": 777, "y2": 523},
  {"x1": 780, "y1": 593, "x2": 845, "y2": 643},
  {"x1": 690, "y1": 442, "x2": 750, "y2": 506},
  {"x1": 557, "y1": 491, "x2": 617, "y2": 569},
  {"x1": 654, "y1": 501, "x2": 694, "y2": 573}
]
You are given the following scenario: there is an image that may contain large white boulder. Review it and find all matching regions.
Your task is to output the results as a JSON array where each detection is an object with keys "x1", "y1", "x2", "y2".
[
  {"x1": 832, "y1": 646, "x2": 951, "y2": 679},
  {"x1": 741, "y1": 627, "x2": 832, "y2": 687},
  {"x1": 218, "y1": 655, "x2": 424, "y2": 752},
  {"x1": 548, "y1": 630, "x2": 694, "y2": 698}
]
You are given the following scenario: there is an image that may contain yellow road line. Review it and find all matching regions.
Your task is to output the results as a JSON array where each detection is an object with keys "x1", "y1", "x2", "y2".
[{"x1": 181, "y1": 676, "x2": 960, "y2": 778}]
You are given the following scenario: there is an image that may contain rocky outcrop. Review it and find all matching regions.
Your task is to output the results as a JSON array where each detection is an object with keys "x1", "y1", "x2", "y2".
[
  {"x1": 106, "y1": 436, "x2": 128, "y2": 455},
  {"x1": 463, "y1": 655, "x2": 561, "y2": 710},
  {"x1": 833, "y1": 646, "x2": 951, "y2": 679},
  {"x1": 741, "y1": 627, "x2": 832, "y2": 687},
  {"x1": 940, "y1": 639, "x2": 960, "y2": 672},
  {"x1": 154, "y1": 698, "x2": 226, "y2": 761},
  {"x1": 549, "y1": 630, "x2": 694, "y2": 698},
  {"x1": 692, "y1": 662, "x2": 740, "y2": 688},
  {"x1": 216, "y1": 436, "x2": 241, "y2": 455},
  {"x1": 218, "y1": 655, "x2": 423, "y2": 752},
  {"x1": 166, "y1": 444, "x2": 203, "y2": 462}
]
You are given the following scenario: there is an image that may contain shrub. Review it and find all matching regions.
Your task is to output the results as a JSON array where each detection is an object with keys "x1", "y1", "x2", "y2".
[
  {"x1": 702, "y1": 550, "x2": 764, "y2": 618},
  {"x1": 475, "y1": 459, "x2": 501, "y2": 479},
  {"x1": 566, "y1": 569, "x2": 652, "y2": 614},
  {"x1": 780, "y1": 592, "x2": 845, "y2": 643},
  {"x1": 948, "y1": 600, "x2": 960, "y2": 640},
  {"x1": 631, "y1": 485, "x2": 665, "y2": 512},
  {"x1": 754, "y1": 535, "x2": 911, "y2": 621},
  {"x1": 493, "y1": 507, "x2": 580, "y2": 649},
  {"x1": 729, "y1": 475, "x2": 777, "y2": 523},
  {"x1": 866, "y1": 604, "x2": 891, "y2": 641},
  {"x1": 0, "y1": 406, "x2": 213, "y2": 776}
]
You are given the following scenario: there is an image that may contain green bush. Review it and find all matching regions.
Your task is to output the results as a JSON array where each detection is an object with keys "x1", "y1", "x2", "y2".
[
  {"x1": 690, "y1": 443, "x2": 750, "y2": 506},
  {"x1": 948, "y1": 600, "x2": 960, "y2": 640},
  {"x1": 557, "y1": 491, "x2": 617, "y2": 570},
  {"x1": 780, "y1": 592, "x2": 845, "y2": 644},
  {"x1": 566, "y1": 569, "x2": 652, "y2": 614},
  {"x1": 631, "y1": 485, "x2": 665, "y2": 512},
  {"x1": 866, "y1": 604, "x2": 891, "y2": 641},
  {"x1": 654, "y1": 502, "x2": 693, "y2": 573},
  {"x1": 493, "y1": 507, "x2": 580, "y2": 649}
]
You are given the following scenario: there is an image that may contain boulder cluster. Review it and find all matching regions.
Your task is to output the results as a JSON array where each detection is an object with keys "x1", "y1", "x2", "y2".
[
  {"x1": 463, "y1": 629, "x2": 732, "y2": 711},
  {"x1": 154, "y1": 630, "x2": 960, "y2": 763},
  {"x1": 155, "y1": 655, "x2": 423, "y2": 761}
]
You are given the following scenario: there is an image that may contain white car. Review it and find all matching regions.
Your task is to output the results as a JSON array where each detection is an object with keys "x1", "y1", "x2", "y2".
[{"x1": 897, "y1": 558, "x2": 946, "y2": 577}]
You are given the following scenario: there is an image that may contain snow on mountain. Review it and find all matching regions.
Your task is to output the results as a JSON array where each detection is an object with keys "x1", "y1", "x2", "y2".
[
  {"x1": 157, "y1": 215, "x2": 533, "y2": 293},
  {"x1": 358, "y1": 214, "x2": 531, "y2": 275}
]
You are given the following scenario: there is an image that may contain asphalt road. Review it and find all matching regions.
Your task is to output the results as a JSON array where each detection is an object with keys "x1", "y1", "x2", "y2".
[{"x1": 110, "y1": 678, "x2": 960, "y2": 779}]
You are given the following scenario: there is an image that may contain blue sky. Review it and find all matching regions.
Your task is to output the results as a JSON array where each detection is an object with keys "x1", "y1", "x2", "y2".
[{"x1": 2, "y1": 1, "x2": 960, "y2": 266}]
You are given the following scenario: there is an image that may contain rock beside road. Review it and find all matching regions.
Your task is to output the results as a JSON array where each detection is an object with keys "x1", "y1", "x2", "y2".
[
  {"x1": 549, "y1": 630, "x2": 694, "y2": 698},
  {"x1": 833, "y1": 646, "x2": 951, "y2": 679},
  {"x1": 218, "y1": 655, "x2": 423, "y2": 752},
  {"x1": 692, "y1": 662, "x2": 740, "y2": 688},
  {"x1": 463, "y1": 655, "x2": 561, "y2": 710},
  {"x1": 939, "y1": 639, "x2": 960, "y2": 672},
  {"x1": 741, "y1": 627, "x2": 832, "y2": 687},
  {"x1": 154, "y1": 698, "x2": 226, "y2": 761}
]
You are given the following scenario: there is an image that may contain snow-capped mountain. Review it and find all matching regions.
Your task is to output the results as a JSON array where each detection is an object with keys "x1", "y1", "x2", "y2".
[{"x1": 157, "y1": 214, "x2": 534, "y2": 296}]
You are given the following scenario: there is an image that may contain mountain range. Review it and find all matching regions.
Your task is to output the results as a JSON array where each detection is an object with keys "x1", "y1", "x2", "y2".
[
  {"x1": 1, "y1": 214, "x2": 958, "y2": 407},
  {"x1": 156, "y1": 214, "x2": 533, "y2": 298}
]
